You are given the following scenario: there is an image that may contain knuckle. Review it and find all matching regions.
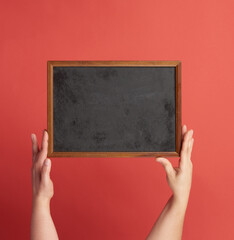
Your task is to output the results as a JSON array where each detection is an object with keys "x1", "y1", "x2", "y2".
[{"x1": 166, "y1": 167, "x2": 173, "y2": 175}]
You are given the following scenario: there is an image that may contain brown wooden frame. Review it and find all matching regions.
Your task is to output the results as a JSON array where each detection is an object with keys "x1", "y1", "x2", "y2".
[{"x1": 47, "y1": 61, "x2": 181, "y2": 158}]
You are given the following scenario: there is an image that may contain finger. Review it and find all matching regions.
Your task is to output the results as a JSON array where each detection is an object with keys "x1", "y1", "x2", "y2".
[
  {"x1": 187, "y1": 138, "x2": 194, "y2": 160},
  {"x1": 186, "y1": 130, "x2": 194, "y2": 154},
  {"x1": 179, "y1": 124, "x2": 187, "y2": 165},
  {"x1": 41, "y1": 158, "x2": 51, "y2": 185},
  {"x1": 181, "y1": 129, "x2": 193, "y2": 153},
  {"x1": 182, "y1": 124, "x2": 187, "y2": 141},
  {"x1": 38, "y1": 130, "x2": 49, "y2": 165},
  {"x1": 180, "y1": 129, "x2": 193, "y2": 168},
  {"x1": 41, "y1": 129, "x2": 48, "y2": 152},
  {"x1": 156, "y1": 157, "x2": 175, "y2": 178},
  {"x1": 31, "y1": 133, "x2": 39, "y2": 162}
]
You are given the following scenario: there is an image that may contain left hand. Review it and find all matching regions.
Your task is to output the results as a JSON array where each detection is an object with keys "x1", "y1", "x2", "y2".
[{"x1": 31, "y1": 130, "x2": 54, "y2": 204}]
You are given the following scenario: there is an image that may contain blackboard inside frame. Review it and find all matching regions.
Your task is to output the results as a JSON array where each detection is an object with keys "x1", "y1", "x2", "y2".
[{"x1": 47, "y1": 61, "x2": 181, "y2": 158}]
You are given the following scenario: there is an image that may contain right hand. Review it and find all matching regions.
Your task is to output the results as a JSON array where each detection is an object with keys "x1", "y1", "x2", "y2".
[{"x1": 156, "y1": 125, "x2": 194, "y2": 204}]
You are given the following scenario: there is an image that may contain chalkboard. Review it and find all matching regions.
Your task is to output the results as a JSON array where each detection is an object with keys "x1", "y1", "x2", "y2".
[{"x1": 47, "y1": 61, "x2": 181, "y2": 157}]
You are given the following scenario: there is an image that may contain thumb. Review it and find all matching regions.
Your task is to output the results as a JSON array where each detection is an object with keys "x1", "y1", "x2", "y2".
[
  {"x1": 41, "y1": 158, "x2": 51, "y2": 184},
  {"x1": 156, "y1": 157, "x2": 175, "y2": 177}
]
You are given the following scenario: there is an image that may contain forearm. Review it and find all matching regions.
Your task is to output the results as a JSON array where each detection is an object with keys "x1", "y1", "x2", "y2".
[
  {"x1": 31, "y1": 198, "x2": 59, "y2": 240},
  {"x1": 146, "y1": 195, "x2": 188, "y2": 240}
]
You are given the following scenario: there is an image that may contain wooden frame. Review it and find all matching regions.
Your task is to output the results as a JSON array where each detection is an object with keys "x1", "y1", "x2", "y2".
[{"x1": 47, "y1": 61, "x2": 181, "y2": 158}]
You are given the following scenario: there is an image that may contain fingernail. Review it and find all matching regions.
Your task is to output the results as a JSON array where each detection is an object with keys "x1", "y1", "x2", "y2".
[
  {"x1": 31, "y1": 134, "x2": 34, "y2": 141},
  {"x1": 156, "y1": 158, "x2": 161, "y2": 162},
  {"x1": 45, "y1": 158, "x2": 50, "y2": 166}
]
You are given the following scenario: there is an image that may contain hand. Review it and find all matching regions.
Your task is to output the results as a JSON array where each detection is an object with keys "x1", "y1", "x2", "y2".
[
  {"x1": 31, "y1": 130, "x2": 54, "y2": 204},
  {"x1": 30, "y1": 131, "x2": 59, "y2": 240},
  {"x1": 156, "y1": 125, "x2": 194, "y2": 204}
]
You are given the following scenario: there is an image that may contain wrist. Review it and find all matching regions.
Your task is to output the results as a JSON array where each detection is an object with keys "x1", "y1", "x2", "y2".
[
  {"x1": 171, "y1": 194, "x2": 189, "y2": 213},
  {"x1": 32, "y1": 195, "x2": 51, "y2": 211}
]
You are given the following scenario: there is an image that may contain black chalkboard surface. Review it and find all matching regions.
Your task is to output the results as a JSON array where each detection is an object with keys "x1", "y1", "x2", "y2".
[{"x1": 47, "y1": 61, "x2": 181, "y2": 157}]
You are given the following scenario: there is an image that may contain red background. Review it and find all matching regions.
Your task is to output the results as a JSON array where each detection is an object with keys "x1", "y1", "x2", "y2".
[{"x1": 1, "y1": 0, "x2": 234, "y2": 239}]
